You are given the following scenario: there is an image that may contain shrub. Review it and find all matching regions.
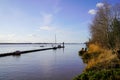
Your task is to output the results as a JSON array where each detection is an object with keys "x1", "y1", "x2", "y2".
[{"x1": 74, "y1": 69, "x2": 120, "y2": 80}]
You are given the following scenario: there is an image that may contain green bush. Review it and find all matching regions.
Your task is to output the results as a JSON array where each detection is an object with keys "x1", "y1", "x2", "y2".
[{"x1": 73, "y1": 69, "x2": 120, "y2": 80}]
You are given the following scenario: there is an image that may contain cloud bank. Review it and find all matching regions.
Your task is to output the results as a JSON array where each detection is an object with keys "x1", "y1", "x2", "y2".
[
  {"x1": 88, "y1": 2, "x2": 104, "y2": 15},
  {"x1": 96, "y1": 2, "x2": 104, "y2": 8},
  {"x1": 88, "y1": 9, "x2": 96, "y2": 15}
]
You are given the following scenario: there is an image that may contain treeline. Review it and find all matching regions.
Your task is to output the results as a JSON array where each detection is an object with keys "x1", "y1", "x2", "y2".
[{"x1": 89, "y1": 2, "x2": 120, "y2": 50}]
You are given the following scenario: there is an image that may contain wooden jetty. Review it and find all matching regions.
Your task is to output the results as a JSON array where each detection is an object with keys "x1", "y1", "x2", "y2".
[{"x1": 0, "y1": 46, "x2": 64, "y2": 57}]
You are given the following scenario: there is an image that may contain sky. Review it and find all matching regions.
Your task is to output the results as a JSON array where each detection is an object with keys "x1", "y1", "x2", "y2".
[{"x1": 0, "y1": 0, "x2": 119, "y2": 43}]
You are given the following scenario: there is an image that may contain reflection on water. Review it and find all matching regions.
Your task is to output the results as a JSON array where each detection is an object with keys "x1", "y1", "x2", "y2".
[{"x1": 0, "y1": 44, "x2": 86, "y2": 80}]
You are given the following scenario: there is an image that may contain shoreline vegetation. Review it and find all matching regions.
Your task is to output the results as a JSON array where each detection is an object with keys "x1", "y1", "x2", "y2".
[
  {"x1": 74, "y1": 44, "x2": 120, "y2": 80},
  {"x1": 74, "y1": 2, "x2": 120, "y2": 80}
]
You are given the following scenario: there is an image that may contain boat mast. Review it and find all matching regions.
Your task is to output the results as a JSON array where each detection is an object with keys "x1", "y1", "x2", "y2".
[{"x1": 55, "y1": 34, "x2": 56, "y2": 47}]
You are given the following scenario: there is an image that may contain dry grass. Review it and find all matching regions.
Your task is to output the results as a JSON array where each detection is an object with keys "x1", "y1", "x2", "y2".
[
  {"x1": 74, "y1": 44, "x2": 120, "y2": 80},
  {"x1": 87, "y1": 44, "x2": 103, "y2": 54},
  {"x1": 85, "y1": 44, "x2": 119, "y2": 70}
]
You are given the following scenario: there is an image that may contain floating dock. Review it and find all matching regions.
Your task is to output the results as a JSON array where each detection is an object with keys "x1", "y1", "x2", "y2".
[{"x1": 0, "y1": 46, "x2": 64, "y2": 57}]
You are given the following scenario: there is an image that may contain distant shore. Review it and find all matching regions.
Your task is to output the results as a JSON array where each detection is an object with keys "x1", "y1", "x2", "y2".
[{"x1": 0, "y1": 43, "x2": 83, "y2": 44}]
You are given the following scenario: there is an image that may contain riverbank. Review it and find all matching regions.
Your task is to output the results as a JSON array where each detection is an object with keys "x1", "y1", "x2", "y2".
[{"x1": 74, "y1": 44, "x2": 120, "y2": 80}]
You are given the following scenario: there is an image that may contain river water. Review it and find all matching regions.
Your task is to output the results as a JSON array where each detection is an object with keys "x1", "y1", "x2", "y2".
[{"x1": 0, "y1": 44, "x2": 85, "y2": 80}]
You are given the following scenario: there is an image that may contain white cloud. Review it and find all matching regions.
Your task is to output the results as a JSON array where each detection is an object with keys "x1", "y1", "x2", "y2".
[
  {"x1": 53, "y1": 0, "x2": 61, "y2": 14},
  {"x1": 0, "y1": 34, "x2": 17, "y2": 43},
  {"x1": 96, "y1": 2, "x2": 104, "y2": 8},
  {"x1": 88, "y1": 9, "x2": 96, "y2": 15},
  {"x1": 39, "y1": 0, "x2": 62, "y2": 32},
  {"x1": 40, "y1": 26, "x2": 53, "y2": 31},
  {"x1": 88, "y1": 2, "x2": 104, "y2": 15},
  {"x1": 0, "y1": 34, "x2": 15, "y2": 39},
  {"x1": 39, "y1": 13, "x2": 54, "y2": 31},
  {"x1": 54, "y1": 7, "x2": 61, "y2": 14},
  {"x1": 41, "y1": 13, "x2": 53, "y2": 25},
  {"x1": 0, "y1": 34, "x2": 41, "y2": 43}
]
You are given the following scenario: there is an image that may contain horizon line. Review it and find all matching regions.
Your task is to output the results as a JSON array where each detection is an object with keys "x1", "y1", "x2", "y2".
[{"x1": 0, "y1": 42, "x2": 84, "y2": 44}]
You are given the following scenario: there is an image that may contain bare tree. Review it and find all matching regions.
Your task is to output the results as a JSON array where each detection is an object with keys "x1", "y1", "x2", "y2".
[{"x1": 89, "y1": 2, "x2": 120, "y2": 49}]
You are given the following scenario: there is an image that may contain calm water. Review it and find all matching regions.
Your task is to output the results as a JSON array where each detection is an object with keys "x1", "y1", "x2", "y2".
[{"x1": 0, "y1": 44, "x2": 86, "y2": 80}]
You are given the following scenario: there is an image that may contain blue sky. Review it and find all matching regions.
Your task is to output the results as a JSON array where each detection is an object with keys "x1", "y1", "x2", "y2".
[{"x1": 0, "y1": 0, "x2": 119, "y2": 43}]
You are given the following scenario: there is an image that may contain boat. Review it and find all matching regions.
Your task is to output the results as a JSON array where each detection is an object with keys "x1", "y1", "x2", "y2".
[
  {"x1": 40, "y1": 45, "x2": 44, "y2": 47},
  {"x1": 53, "y1": 47, "x2": 57, "y2": 50},
  {"x1": 58, "y1": 45, "x2": 62, "y2": 48},
  {"x1": 13, "y1": 50, "x2": 21, "y2": 55}
]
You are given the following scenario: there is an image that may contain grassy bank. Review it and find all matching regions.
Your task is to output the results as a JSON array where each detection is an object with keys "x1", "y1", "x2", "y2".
[
  {"x1": 74, "y1": 44, "x2": 120, "y2": 80},
  {"x1": 74, "y1": 69, "x2": 120, "y2": 80}
]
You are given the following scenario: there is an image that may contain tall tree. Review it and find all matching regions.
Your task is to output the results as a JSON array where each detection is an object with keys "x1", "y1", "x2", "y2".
[
  {"x1": 90, "y1": 3, "x2": 111, "y2": 48},
  {"x1": 89, "y1": 2, "x2": 120, "y2": 49}
]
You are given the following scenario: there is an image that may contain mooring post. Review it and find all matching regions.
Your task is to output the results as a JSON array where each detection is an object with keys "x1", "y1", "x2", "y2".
[{"x1": 63, "y1": 42, "x2": 64, "y2": 47}]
